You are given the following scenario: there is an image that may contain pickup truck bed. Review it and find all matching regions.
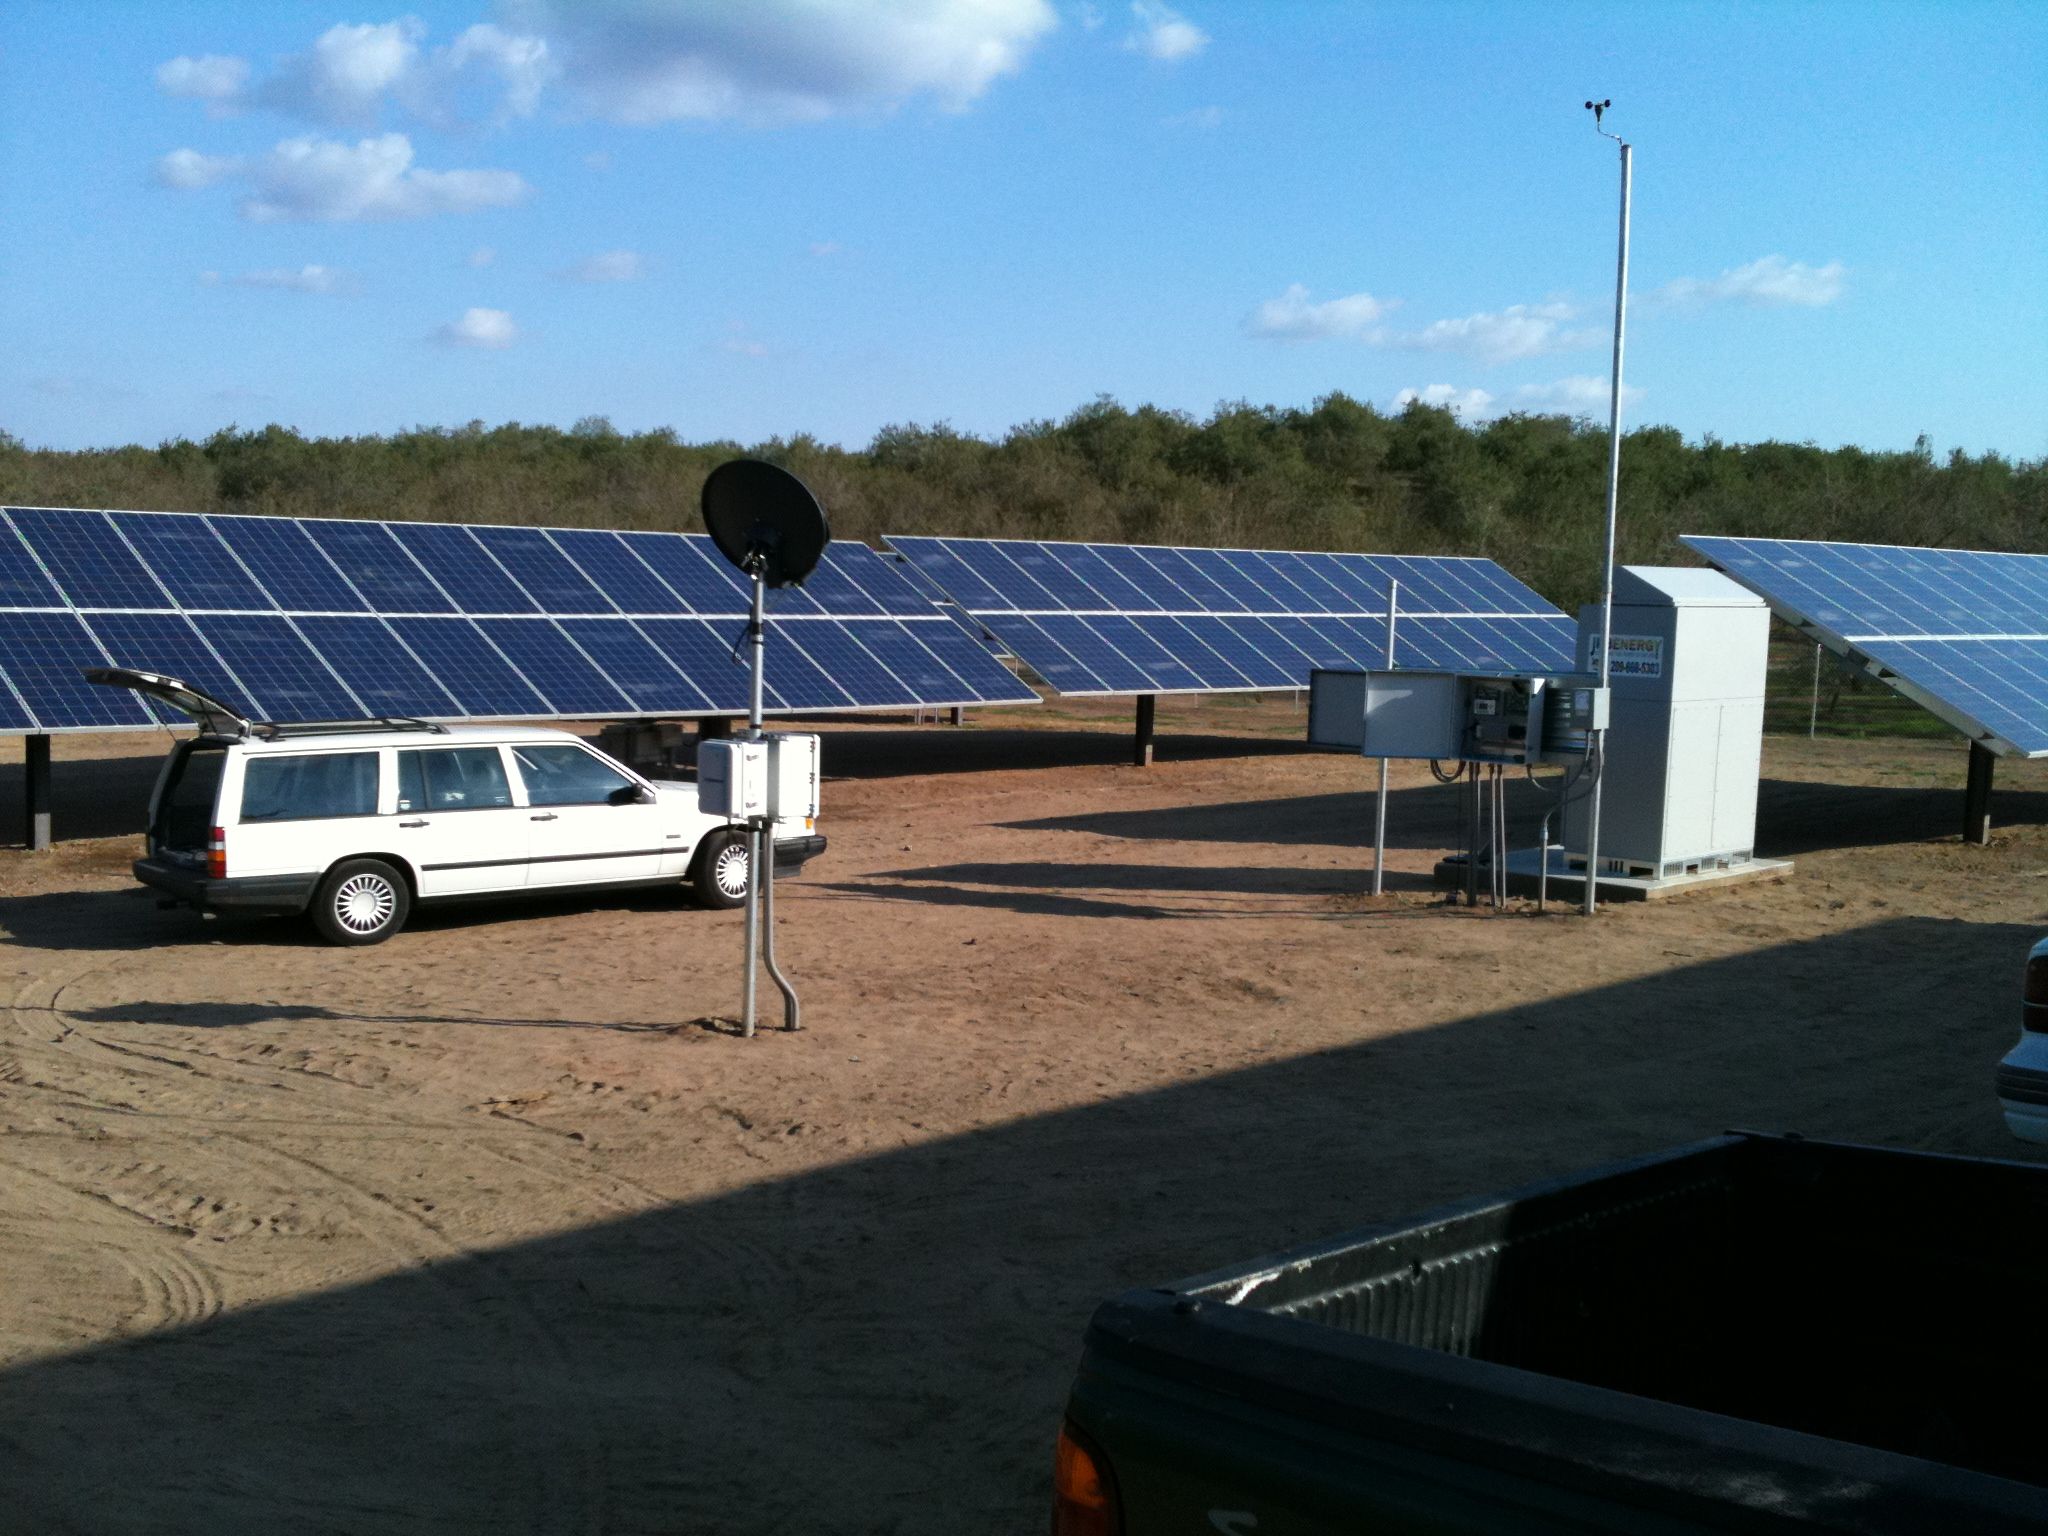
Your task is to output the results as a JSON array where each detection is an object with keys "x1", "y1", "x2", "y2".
[{"x1": 1064, "y1": 1134, "x2": 2047, "y2": 1533}]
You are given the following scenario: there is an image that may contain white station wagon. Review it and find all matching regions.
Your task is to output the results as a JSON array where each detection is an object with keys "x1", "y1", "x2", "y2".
[{"x1": 95, "y1": 669, "x2": 825, "y2": 945}]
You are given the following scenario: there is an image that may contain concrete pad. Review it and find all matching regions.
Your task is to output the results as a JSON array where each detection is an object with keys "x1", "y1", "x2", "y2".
[{"x1": 1434, "y1": 849, "x2": 1795, "y2": 903}]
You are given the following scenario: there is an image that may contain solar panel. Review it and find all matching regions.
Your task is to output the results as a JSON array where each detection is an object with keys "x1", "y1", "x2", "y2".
[
  {"x1": 886, "y1": 536, "x2": 1577, "y2": 695},
  {"x1": 1683, "y1": 535, "x2": 2048, "y2": 758},
  {"x1": 0, "y1": 506, "x2": 1039, "y2": 731}
]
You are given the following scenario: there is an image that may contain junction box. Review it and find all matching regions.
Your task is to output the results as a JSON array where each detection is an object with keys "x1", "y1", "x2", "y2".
[{"x1": 697, "y1": 733, "x2": 822, "y2": 822}]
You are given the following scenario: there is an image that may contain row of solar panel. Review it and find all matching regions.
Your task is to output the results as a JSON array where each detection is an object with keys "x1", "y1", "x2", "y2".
[
  {"x1": 0, "y1": 608, "x2": 1036, "y2": 733},
  {"x1": 0, "y1": 506, "x2": 933, "y2": 619},
  {"x1": 1854, "y1": 638, "x2": 2048, "y2": 756},
  {"x1": 1684, "y1": 536, "x2": 2048, "y2": 641},
  {"x1": 887, "y1": 535, "x2": 1559, "y2": 618},
  {"x1": 966, "y1": 611, "x2": 1577, "y2": 695}
]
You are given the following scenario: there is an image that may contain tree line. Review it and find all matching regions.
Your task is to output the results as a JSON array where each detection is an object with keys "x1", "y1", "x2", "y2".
[{"x1": 2, "y1": 397, "x2": 2041, "y2": 611}]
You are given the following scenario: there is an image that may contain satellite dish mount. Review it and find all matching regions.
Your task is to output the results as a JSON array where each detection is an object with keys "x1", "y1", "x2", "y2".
[{"x1": 700, "y1": 458, "x2": 831, "y2": 1036}]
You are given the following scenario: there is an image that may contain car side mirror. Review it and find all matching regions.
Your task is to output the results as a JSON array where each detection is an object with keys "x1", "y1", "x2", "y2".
[{"x1": 611, "y1": 783, "x2": 655, "y2": 806}]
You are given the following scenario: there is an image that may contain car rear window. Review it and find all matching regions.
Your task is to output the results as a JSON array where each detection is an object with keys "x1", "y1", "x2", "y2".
[
  {"x1": 157, "y1": 742, "x2": 227, "y2": 848},
  {"x1": 240, "y1": 751, "x2": 380, "y2": 822}
]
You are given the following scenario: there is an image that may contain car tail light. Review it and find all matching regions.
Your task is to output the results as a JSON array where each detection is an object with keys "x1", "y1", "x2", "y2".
[
  {"x1": 2025, "y1": 941, "x2": 2048, "y2": 1033},
  {"x1": 208, "y1": 826, "x2": 227, "y2": 880},
  {"x1": 1052, "y1": 1420, "x2": 1120, "y2": 1536}
]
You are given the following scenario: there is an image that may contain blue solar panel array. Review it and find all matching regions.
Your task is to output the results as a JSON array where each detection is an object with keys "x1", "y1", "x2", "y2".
[
  {"x1": 886, "y1": 536, "x2": 1577, "y2": 696},
  {"x1": 1684, "y1": 535, "x2": 2048, "y2": 758},
  {"x1": 0, "y1": 506, "x2": 1039, "y2": 731}
]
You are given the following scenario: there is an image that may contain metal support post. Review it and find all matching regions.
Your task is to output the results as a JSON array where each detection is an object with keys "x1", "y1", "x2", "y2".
[
  {"x1": 1964, "y1": 741, "x2": 1995, "y2": 845},
  {"x1": 950, "y1": 706, "x2": 966, "y2": 727},
  {"x1": 23, "y1": 732, "x2": 51, "y2": 851},
  {"x1": 739, "y1": 572, "x2": 767, "y2": 1039},
  {"x1": 1133, "y1": 694, "x2": 1156, "y2": 767},
  {"x1": 1582, "y1": 114, "x2": 1631, "y2": 918},
  {"x1": 1809, "y1": 643, "x2": 1822, "y2": 739},
  {"x1": 1371, "y1": 580, "x2": 1398, "y2": 896}
]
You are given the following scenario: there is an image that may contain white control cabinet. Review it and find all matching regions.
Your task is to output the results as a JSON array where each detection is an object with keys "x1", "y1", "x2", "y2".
[
  {"x1": 1563, "y1": 566, "x2": 1768, "y2": 877},
  {"x1": 697, "y1": 733, "x2": 821, "y2": 822}
]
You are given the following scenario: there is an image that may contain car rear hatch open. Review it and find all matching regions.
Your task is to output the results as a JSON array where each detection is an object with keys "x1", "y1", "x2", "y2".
[{"x1": 85, "y1": 667, "x2": 255, "y2": 738}]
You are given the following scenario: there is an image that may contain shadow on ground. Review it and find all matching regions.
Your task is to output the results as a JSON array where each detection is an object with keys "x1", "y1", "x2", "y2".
[{"x1": 1, "y1": 917, "x2": 2038, "y2": 1534}]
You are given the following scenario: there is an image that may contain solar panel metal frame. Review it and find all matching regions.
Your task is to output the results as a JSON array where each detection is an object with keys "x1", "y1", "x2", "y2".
[
  {"x1": 1682, "y1": 533, "x2": 2048, "y2": 760},
  {"x1": 0, "y1": 506, "x2": 1039, "y2": 733},
  {"x1": 884, "y1": 535, "x2": 1578, "y2": 698}
]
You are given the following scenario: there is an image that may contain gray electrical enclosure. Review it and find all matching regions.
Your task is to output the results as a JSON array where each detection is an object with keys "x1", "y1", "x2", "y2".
[{"x1": 1564, "y1": 566, "x2": 1768, "y2": 877}]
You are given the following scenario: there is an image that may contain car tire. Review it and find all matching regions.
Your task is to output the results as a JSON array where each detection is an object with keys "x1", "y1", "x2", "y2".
[
  {"x1": 310, "y1": 858, "x2": 411, "y2": 946},
  {"x1": 690, "y1": 831, "x2": 750, "y2": 910}
]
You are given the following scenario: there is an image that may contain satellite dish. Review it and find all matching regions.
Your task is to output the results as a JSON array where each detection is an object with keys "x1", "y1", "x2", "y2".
[{"x1": 701, "y1": 458, "x2": 829, "y2": 588}]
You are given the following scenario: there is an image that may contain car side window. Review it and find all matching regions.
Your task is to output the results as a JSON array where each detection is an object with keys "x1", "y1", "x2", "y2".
[
  {"x1": 512, "y1": 744, "x2": 636, "y2": 807},
  {"x1": 240, "y1": 751, "x2": 379, "y2": 822},
  {"x1": 396, "y1": 747, "x2": 513, "y2": 812}
]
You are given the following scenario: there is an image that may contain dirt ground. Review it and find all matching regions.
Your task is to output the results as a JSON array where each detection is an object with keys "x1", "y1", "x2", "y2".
[{"x1": 1, "y1": 697, "x2": 2044, "y2": 1535}]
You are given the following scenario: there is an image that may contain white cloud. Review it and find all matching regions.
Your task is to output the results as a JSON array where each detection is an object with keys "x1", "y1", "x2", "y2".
[
  {"x1": 523, "y1": 0, "x2": 1059, "y2": 124},
  {"x1": 1126, "y1": 1, "x2": 1207, "y2": 61},
  {"x1": 259, "y1": 19, "x2": 425, "y2": 126},
  {"x1": 808, "y1": 240, "x2": 844, "y2": 257},
  {"x1": 1077, "y1": 2, "x2": 1105, "y2": 28},
  {"x1": 1163, "y1": 104, "x2": 1222, "y2": 128},
  {"x1": 160, "y1": 18, "x2": 549, "y2": 129},
  {"x1": 1394, "y1": 302, "x2": 1602, "y2": 364},
  {"x1": 1246, "y1": 283, "x2": 1391, "y2": 342},
  {"x1": 156, "y1": 54, "x2": 250, "y2": 112},
  {"x1": 441, "y1": 23, "x2": 553, "y2": 121},
  {"x1": 1394, "y1": 384, "x2": 1494, "y2": 418},
  {"x1": 558, "y1": 249, "x2": 646, "y2": 282},
  {"x1": 467, "y1": 246, "x2": 497, "y2": 268},
  {"x1": 1655, "y1": 254, "x2": 1846, "y2": 309},
  {"x1": 154, "y1": 147, "x2": 240, "y2": 189},
  {"x1": 185, "y1": 134, "x2": 532, "y2": 222},
  {"x1": 435, "y1": 307, "x2": 518, "y2": 348},
  {"x1": 1508, "y1": 375, "x2": 1644, "y2": 414},
  {"x1": 583, "y1": 150, "x2": 614, "y2": 171},
  {"x1": 201, "y1": 264, "x2": 356, "y2": 294}
]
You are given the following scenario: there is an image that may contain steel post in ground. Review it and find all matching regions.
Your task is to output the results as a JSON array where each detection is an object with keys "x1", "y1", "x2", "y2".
[
  {"x1": 1133, "y1": 694, "x2": 1156, "y2": 767},
  {"x1": 23, "y1": 733, "x2": 51, "y2": 851},
  {"x1": 1371, "y1": 581, "x2": 1398, "y2": 896},
  {"x1": 1964, "y1": 741, "x2": 1996, "y2": 845}
]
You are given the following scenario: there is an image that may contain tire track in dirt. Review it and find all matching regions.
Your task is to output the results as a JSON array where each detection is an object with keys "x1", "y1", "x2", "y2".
[{"x1": 210, "y1": 1131, "x2": 609, "y2": 1536}]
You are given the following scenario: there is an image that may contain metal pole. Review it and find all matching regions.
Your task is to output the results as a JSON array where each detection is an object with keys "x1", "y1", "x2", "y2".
[
  {"x1": 1133, "y1": 694, "x2": 1156, "y2": 767},
  {"x1": 1581, "y1": 120, "x2": 1631, "y2": 918},
  {"x1": 23, "y1": 732, "x2": 51, "y2": 851},
  {"x1": 740, "y1": 569, "x2": 767, "y2": 1038},
  {"x1": 1809, "y1": 643, "x2": 1821, "y2": 738},
  {"x1": 1372, "y1": 580, "x2": 1398, "y2": 896}
]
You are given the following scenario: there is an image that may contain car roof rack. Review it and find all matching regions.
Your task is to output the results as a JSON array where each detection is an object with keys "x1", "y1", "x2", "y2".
[{"x1": 253, "y1": 717, "x2": 452, "y2": 740}]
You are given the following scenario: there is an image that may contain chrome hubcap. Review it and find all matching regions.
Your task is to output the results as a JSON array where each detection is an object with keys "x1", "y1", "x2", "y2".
[
  {"x1": 335, "y1": 873, "x2": 396, "y2": 933},
  {"x1": 713, "y1": 843, "x2": 749, "y2": 898}
]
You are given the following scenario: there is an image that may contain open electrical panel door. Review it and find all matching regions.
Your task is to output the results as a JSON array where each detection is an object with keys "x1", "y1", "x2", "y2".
[{"x1": 84, "y1": 667, "x2": 254, "y2": 738}]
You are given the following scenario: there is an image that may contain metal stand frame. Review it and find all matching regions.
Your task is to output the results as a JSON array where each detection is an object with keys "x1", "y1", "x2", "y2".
[
  {"x1": 737, "y1": 567, "x2": 800, "y2": 1038},
  {"x1": 1133, "y1": 694, "x2": 1156, "y2": 766}
]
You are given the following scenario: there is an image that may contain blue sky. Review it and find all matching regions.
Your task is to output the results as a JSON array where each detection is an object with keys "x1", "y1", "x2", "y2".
[{"x1": 2, "y1": 1, "x2": 2042, "y2": 458}]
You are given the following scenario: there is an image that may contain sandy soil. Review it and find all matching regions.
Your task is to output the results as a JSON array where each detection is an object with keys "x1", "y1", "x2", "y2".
[{"x1": 1, "y1": 699, "x2": 2045, "y2": 1534}]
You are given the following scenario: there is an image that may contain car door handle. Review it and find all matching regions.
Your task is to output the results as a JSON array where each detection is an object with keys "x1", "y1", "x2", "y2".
[
  {"x1": 530, "y1": 812, "x2": 558, "y2": 822},
  {"x1": 399, "y1": 819, "x2": 428, "y2": 828}
]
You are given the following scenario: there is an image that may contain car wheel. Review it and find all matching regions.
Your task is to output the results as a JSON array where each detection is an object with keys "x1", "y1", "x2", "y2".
[
  {"x1": 690, "y1": 832, "x2": 750, "y2": 910},
  {"x1": 311, "y1": 858, "x2": 411, "y2": 946}
]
